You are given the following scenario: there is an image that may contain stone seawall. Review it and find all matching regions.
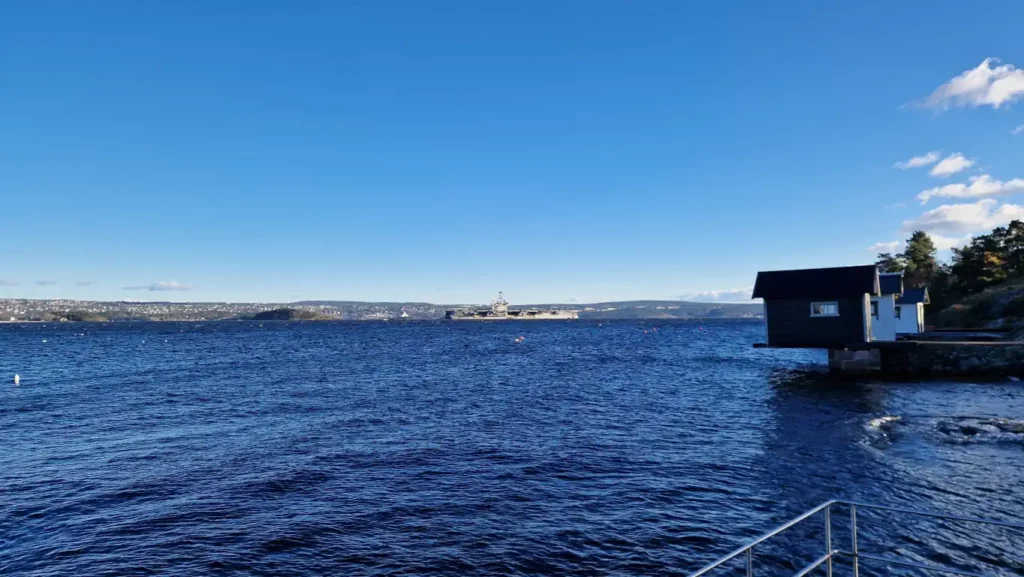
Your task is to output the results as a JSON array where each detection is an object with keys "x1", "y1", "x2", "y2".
[{"x1": 877, "y1": 342, "x2": 1024, "y2": 377}]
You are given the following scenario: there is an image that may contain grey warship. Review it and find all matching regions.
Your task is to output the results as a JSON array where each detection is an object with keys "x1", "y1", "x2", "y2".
[{"x1": 445, "y1": 292, "x2": 579, "y2": 320}]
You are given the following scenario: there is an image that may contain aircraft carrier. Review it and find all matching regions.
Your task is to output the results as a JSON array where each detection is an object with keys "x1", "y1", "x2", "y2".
[{"x1": 445, "y1": 293, "x2": 579, "y2": 320}]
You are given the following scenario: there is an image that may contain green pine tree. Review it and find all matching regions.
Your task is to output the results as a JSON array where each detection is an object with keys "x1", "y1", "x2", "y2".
[
  {"x1": 875, "y1": 252, "x2": 906, "y2": 273},
  {"x1": 900, "y1": 231, "x2": 938, "y2": 288}
]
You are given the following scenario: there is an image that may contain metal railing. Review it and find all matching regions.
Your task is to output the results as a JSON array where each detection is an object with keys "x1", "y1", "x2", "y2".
[{"x1": 688, "y1": 499, "x2": 1024, "y2": 577}]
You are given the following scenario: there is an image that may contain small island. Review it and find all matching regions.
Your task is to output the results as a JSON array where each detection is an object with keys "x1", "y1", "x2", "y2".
[
  {"x1": 42, "y1": 310, "x2": 109, "y2": 322},
  {"x1": 249, "y1": 308, "x2": 331, "y2": 321}
]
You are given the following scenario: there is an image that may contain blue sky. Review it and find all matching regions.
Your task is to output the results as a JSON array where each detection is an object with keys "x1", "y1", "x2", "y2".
[{"x1": 2, "y1": 1, "x2": 1023, "y2": 304}]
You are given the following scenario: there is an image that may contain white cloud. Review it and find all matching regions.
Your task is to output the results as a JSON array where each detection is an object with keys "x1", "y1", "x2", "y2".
[
  {"x1": 894, "y1": 151, "x2": 940, "y2": 169},
  {"x1": 1013, "y1": 124, "x2": 1024, "y2": 135},
  {"x1": 75, "y1": 281, "x2": 93, "y2": 286},
  {"x1": 929, "y1": 234, "x2": 973, "y2": 250},
  {"x1": 917, "y1": 174, "x2": 1024, "y2": 203},
  {"x1": 123, "y1": 281, "x2": 195, "y2": 291},
  {"x1": 868, "y1": 236, "x2": 969, "y2": 253},
  {"x1": 929, "y1": 153, "x2": 974, "y2": 178},
  {"x1": 0, "y1": 280, "x2": 19, "y2": 286},
  {"x1": 919, "y1": 58, "x2": 1024, "y2": 110},
  {"x1": 681, "y1": 287, "x2": 753, "y2": 303},
  {"x1": 902, "y1": 199, "x2": 1024, "y2": 235},
  {"x1": 867, "y1": 241, "x2": 903, "y2": 253}
]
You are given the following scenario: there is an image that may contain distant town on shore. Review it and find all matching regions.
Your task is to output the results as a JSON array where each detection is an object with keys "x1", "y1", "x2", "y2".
[{"x1": 0, "y1": 298, "x2": 763, "y2": 322}]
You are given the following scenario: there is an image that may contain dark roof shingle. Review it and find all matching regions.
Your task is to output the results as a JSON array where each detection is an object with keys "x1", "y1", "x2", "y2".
[
  {"x1": 752, "y1": 265, "x2": 879, "y2": 300},
  {"x1": 879, "y1": 273, "x2": 904, "y2": 296},
  {"x1": 897, "y1": 288, "x2": 930, "y2": 304}
]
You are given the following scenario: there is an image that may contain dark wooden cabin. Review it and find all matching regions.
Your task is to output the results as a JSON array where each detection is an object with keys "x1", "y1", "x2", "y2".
[{"x1": 752, "y1": 265, "x2": 881, "y2": 348}]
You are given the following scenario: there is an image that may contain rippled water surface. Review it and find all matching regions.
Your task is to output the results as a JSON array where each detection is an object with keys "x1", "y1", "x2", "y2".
[{"x1": 2, "y1": 320, "x2": 1023, "y2": 576}]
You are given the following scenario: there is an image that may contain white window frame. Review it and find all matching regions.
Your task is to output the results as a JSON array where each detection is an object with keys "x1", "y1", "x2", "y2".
[{"x1": 810, "y1": 301, "x2": 839, "y2": 317}]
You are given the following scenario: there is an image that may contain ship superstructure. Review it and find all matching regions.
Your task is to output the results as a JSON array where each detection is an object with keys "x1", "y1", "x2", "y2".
[{"x1": 445, "y1": 292, "x2": 578, "y2": 320}]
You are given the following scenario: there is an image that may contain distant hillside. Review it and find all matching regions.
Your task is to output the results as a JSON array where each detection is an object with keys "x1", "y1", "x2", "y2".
[
  {"x1": 0, "y1": 297, "x2": 762, "y2": 322},
  {"x1": 540, "y1": 300, "x2": 762, "y2": 320},
  {"x1": 294, "y1": 297, "x2": 761, "y2": 319},
  {"x1": 290, "y1": 299, "x2": 761, "y2": 320},
  {"x1": 292, "y1": 300, "x2": 433, "y2": 307}
]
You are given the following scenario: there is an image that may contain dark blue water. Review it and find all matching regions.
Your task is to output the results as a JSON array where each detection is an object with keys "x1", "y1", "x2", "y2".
[{"x1": 2, "y1": 321, "x2": 1023, "y2": 576}]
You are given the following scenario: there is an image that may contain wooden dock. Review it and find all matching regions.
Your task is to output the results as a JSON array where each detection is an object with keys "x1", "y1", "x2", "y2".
[{"x1": 756, "y1": 338, "x2": 1024, "y2": 377}]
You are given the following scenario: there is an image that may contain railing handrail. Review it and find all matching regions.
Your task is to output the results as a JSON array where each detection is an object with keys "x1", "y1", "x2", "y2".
[
  {"x1": 688, "y1": 499, "x2": 1023, "y2": 577},
  {"x1": 687, "y1": 500, "x2": 837, "y2": 577}
]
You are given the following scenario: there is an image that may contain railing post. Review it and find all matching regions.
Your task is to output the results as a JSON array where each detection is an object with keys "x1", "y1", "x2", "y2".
[
  {"x1": 824, "y1": 504, "x2": 833, "y2": 577},
  {"x1": 746, "y1": 547, "x2": 753, "y2": 577},
  {"x1": 850, "y1": 505, "x2": 859, "y2": 577}
]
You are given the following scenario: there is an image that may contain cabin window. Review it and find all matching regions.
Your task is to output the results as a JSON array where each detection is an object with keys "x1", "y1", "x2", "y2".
[
  {"x1": 895, "y1": 305, "x2": 902, "y2": 319},
  {"x1": 870, "y1": 301, "x2": 878, "y2": 318},
  {"x1": 810, "y1": 302, "x2": 839, "y2": 317}
]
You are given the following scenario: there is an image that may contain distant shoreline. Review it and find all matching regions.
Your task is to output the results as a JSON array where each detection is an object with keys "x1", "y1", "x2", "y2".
[
  {"x1": 0, "y1": 298, "x2": 763, "y2": 323},
  {"x1": 0, "y1": 317, "x2": 764, "y2": 324}
]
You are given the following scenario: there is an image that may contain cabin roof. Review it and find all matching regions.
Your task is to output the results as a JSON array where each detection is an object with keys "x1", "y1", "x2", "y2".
[
  {"x1": 897, "y1": 287, "x2": 930, "y2": 305},
  {"x1": 879, "y1": 272, "x2": 904, "y2": 296},
  {"x1": 752, "y1": 265, "x2": 880, "y2": 300}
]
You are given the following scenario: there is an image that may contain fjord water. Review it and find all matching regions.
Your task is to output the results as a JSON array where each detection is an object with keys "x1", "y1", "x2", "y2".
[{"x1": 2, "y1": 321, "x2": 1023, "y2": 576}]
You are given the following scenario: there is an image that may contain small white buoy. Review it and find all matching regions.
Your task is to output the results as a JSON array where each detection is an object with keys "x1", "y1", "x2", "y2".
[{"x1": 13, "y1": 374, "x2": 20, "y2": 386}]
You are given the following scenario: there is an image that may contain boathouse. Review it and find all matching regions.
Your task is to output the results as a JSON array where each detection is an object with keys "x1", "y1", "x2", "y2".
[
  {"x1": 753, "y1": 266, "x2": 1017, "y2": 377},
  {"x1": 752, "y1": 265, "x2": 880, "y2": 348},
  {"x1": 868, "y1": 272, "x2": 931, "y2": 340},
  {"x1": 869, "y1": 272, "x2": 904, "y2": 341},
  {"x1": 896, "y1": 287, "x2": 929, "y2": 334}
]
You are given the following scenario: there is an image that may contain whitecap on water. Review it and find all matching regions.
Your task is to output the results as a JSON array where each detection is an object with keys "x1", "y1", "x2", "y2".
[
  {"x1": 867, "y1": 415, "x2": 902, "y2": 430},
  {"x1": 935, "y1": 417, "x2": 1024, "y2": 445},
  {"x1": 864, "y1": 415, "x2": 902, "y2": 446}
]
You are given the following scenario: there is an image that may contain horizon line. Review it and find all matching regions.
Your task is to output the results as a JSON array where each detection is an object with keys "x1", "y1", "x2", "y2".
[{"x1": 0, "y1": 296, "x2": 761, "y2": 306}]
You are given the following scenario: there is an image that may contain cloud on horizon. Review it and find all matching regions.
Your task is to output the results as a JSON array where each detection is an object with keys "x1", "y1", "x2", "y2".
[
  {"x1": 867, "y1": 234, "x2": 969, "y2": 252},
  {"x1": 123, "y1": 281, "x2": 195, "y2": 292},
  {"x1": 866, "y1": 241, "x2": 903, "y2": 253},
  {"x1": 902, "y1": 198, "x2": 1024, "y2": 236},
  {"x1": 0, "y1": 280, "x2": 20, "y2": 286},
  {"x1": 680, "y1": 287, "x2": 754, "y2": 303},
  {"x1": 916, "y1": 58, "x2": 1024, "y2": 110},
  {"x1": 75, "y1": 281, "x2": 93, "y2": 286},
  {"x1": 894, "y1": 151, "x2": 940, "y2": 169},
  {"x1": 34, "y1": 280, "x2": 57, "y2": 286},
  {"x1": 917, "y1": 174, "x2": 1024, "y2": 203},
  {"x1": 929, "y1": 234, "x2": 973, "y2": 250}
]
